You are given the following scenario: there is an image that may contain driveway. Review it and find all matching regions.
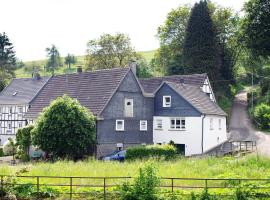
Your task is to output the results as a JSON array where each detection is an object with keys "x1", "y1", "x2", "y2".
[{"x1": 229, "y1": 91, "x2": 270, "y2": 156}]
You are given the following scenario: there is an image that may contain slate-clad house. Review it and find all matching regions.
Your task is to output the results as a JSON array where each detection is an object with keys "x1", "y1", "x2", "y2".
[
  {"x1": 0, "y1": 66, "x2": 227, "y2": 157},
  {"x1": 0, "y1": 76, "x2": 50, "y2": 145}
]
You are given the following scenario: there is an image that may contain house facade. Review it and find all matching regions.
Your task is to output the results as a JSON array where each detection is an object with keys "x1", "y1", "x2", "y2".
[
  {"x1": 1, "y1": 67, "x2": 227, "y2": 157},
  {"x1": 0, "y1": 77, "x2": 50, "y2": 145}
]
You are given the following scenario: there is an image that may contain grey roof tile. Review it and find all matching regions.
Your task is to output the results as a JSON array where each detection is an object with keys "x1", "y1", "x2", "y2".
[
  {"x1": 0, "y1": 77, "x2": 50, "y2": 105},
  {"x1": 166, "y1": 82, "x2": 226, "y2": 116},
  {"x1": 25, "y1": 67, "x2": 130, "y2": 119}
]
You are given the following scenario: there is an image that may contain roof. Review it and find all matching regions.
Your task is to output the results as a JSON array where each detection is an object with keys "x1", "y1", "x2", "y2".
[
  {"x1": 25, "y1": 67, "x2": 130, "y2": 119},
  {"x1": 165, "y1": 82, "x2": 226, "y2": 116},
  {"x1": 0, "y1": 77, "x2": 50, "y2": 105},
  {"x1": 139, "y1": 74, "x2": 207, "y2": 93}
]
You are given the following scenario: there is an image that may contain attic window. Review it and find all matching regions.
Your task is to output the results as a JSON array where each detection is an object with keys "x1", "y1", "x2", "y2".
[
  {"x1": 13, "y1": 91, "x2": 18, "y2": 96},
  {"x1": 163, "y1": 96, "x2": 171, "y2": 107},
  {"x1": 124, "y1": 98, "x2": 133, "y2": 117}
]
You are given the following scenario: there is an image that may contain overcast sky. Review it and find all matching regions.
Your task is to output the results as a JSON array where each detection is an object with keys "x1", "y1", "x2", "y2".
[{"x1": 0, "y1": 0, "x2": 247, "y2": 61}]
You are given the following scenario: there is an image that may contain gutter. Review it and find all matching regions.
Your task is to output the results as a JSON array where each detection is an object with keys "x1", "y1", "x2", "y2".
[{"x1": 201, "y1": 115, "x2": 206, "y2": 154}]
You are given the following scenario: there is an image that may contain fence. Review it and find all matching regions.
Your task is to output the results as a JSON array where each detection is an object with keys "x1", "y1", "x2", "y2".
[{"x1": 1, "y1": 175, "x2": 270, "y2": 199}]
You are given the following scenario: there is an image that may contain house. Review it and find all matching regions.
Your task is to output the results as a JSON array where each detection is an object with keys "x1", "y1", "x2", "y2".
[
  {"x1": 0, "y1": 76, "x2": 50, "y2": 145},
  {"x1": 1, "y1": 66, "x2": 227, "y2": 157}
]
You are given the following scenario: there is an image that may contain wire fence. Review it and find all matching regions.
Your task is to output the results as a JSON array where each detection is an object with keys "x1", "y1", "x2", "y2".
[{"x1": 1, "y1": 175, "x2": 270, "y2": 199}]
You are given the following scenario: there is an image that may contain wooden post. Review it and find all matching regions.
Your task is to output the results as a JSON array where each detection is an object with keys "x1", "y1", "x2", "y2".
[
  {"x1": 70, "y1": 177, "x2": 72, "y2": 200},
  {"x1": 245, "y1": 142, "x2": 248, "y2": 151},
  {"x1": 37, "y1": 176, "x2": 40, "y2": 199},
  {"x1": 205, "y1": 179, "x2": 208, "y2": 189},
  {"x1": 171, "y1": 178, "x2": 174, "y2": 193},
  {"x1": 103, "y1": 178, "x2": 106, "y2": 200},
  {"x1": 1, "y1": 175, "x2": 3, "y2": 192}
]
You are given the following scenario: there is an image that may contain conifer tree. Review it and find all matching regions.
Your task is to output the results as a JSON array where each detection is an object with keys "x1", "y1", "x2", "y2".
[{"x1": 182, "y1": 0, "x2": 220, "y2": 80}]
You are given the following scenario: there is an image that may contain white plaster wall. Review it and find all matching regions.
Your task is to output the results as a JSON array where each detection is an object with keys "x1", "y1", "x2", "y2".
[
  {"x1": 153, "y1": 116, "x2": 203, "y2": 156},
  {"x1": 203, "y1": 115, "x2": 227, "y2": 152}
]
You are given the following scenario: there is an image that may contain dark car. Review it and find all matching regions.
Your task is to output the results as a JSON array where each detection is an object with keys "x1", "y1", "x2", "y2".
[{"x1": 102, "y1": 150, "x2": 126, "y2": 161}]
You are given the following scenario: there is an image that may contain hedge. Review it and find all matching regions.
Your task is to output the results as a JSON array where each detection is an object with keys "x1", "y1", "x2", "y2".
[{"x1": 125, "y1": 145, "x2": 177, "y2": 160}]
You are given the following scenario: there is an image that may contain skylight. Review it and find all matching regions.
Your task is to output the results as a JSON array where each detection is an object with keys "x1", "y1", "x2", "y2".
[{"x1": 12, "y1": 91, "x2": 18, "y2": 96}]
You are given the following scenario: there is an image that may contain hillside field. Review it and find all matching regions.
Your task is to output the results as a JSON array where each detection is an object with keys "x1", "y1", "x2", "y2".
[{"x1": 15, "y1": 50, "x2": 156, "y2": 78}]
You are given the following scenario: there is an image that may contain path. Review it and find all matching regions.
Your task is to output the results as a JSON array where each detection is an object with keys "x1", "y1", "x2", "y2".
[{"x1": 229, "y1": 91, "x2": 270, "y2": 156}]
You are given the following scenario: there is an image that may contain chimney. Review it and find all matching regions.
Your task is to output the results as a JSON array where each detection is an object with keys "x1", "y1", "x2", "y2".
[
  {"x1": 128, "y1": 60, "x2": 137, "y2": 75},
  {"x1": 77, "y1": 66, "x2": 83, "y2": 73}
]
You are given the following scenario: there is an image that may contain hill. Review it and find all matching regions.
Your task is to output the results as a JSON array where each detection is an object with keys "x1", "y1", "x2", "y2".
[{"x1": 15, "y1": 50, "x2": 156, "y2": 78}]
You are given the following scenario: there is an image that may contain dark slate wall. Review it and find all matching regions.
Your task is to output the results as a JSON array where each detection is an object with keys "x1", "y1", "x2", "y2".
[
  {"x1": 97, "y1": 70, "x2": 154, "y2": 146},
  {"x1": 154, "y1": 84, "x2": 201, "y2": 117}
]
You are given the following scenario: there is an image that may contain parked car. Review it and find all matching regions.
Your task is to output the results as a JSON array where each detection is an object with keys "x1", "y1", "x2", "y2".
[{"x1": 102, "y1": 150, "x2": 126, "y2": 161}]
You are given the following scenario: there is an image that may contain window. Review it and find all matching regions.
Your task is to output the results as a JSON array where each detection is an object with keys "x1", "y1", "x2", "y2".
[
  {"x1": 18, "y1": 107, "x2": 23, "y2": 113},
  {"x1": 124, "y1": 98, "x2": 133, "y2": 117},
  {"x1": 8, "y1": 122, "x2": 12, "y2": 130},
  {"x1": 140, "y1": 120, "x2": 147, "y2": 131},
  {"x1": 0, "y1": 107, "x2": 2, "y2": 113},
  {"x1": 163, "y1": 96, "x2": 171, "y2": 107},
  {"x1": 210, "y1": 118, "x2": 214, "y2": 130},
  {"x1": 155, "y1": 119, "x2": 163, "y2": 129},
  {"x1": 9, "y1": 107, "x2": 12, "y2": 114},
  {"x1": 218, "y1": 119, "x2": 222, "y2": 130},
  {"x1": 116, "y1": 120, "x2": 124, "y2": 131},
  {"x1": 170, "y1": 118, "x2": 185, "y2": 130},
  {"x1": 18, "y1": 122, "x2": 23, "y2": 128}
]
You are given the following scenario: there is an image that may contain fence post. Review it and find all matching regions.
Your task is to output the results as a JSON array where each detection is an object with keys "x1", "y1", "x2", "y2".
[
  {"x1": 1, "y1": 175, "x2": 3, "y2": 192},
  {"x1": 245, "y1": 142, "x2": 248, "y2": 151},
  {"x1": 171, "y1": 178, "x2": 174, "y2": 193},
  {"x1": 205, "y1": 179, "x2": 208, "y2": 189},
  {"x1": 37, "y1": 176, "x2": 40, "y2": 199},
  {"x1": 70, "y1": 177, "x2": 73, "y2": 200},
  {"x1": 103, "y1": 178, "x2": 106, "y2": 200}
]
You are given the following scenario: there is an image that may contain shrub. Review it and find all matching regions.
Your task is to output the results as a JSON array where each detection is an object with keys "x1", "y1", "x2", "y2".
[
  {"x1": 0, "y1": 148, "x2": 4, "y2": 157},
  {"x1": 125, "y1": 144, "x2": 177, "y2": 160},
  {"x1": 16, "y1": 125, "x2": 34, "y2": 157},
  {"x1": 3, "y1": 138, "x2": 17, "y2": 157},
  {"x1": 31, "y1": 95, "x2": 96, "y2": 160},
  {"x1": 119, "y1": 165, "x2": 160, "y2": 200},
  {"x1": 253, "y1": 103, "x2": 270, "y2": 129}
]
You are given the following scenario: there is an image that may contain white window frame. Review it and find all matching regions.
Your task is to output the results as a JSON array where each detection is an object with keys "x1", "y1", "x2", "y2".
[
  {"x1": 218, "y1": 119, "x2": 222, "y2": 130},
  {"x1": 18, "y1": 107, "x2": 23, "y2": 114},
  {"x1": 210, "y1": 118, "x2": 214, "y2": 130},
  {"x1": 163, "y1": 96, "x2": 171, "y2": 107},
  {"x1": 170, "y1": 118, "x2": 186, "y2": 130},
  {"x1": 18, "y1": 122, "x2": 23, "y2": 128},
  {"x1": 155, "y1": 119, "x2": 163, "y2": 129},
  {"x1": 7, "y1": 122, "x2": 12, "y2": 130},
  {"x1": 140, "y1": 120, "x2": 147, "y2": 131},
  {"x1": 124, "y1": 98, "x2": 134, "y2": 117},
  {"x1": 116, "y1": 120, "x2": 124, "y2": 131}
]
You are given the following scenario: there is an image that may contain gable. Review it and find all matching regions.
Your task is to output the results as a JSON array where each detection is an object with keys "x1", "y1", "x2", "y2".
[{"x1": 154, "y1": 84, "x2": 201, "y2": 117}]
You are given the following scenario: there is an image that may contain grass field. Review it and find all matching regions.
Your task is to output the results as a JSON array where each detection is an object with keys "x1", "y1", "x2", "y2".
[{"x1": 16, "y1": 50, "x2": 156, "y2": 78}]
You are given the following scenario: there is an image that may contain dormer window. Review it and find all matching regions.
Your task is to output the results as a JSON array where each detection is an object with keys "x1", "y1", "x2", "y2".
[
  {"x1": 124, "y1": 98, "x2": 133, "y2": 117},
  {"x1": 163, "y1": 96, "x2": 171, "y2": 107}
]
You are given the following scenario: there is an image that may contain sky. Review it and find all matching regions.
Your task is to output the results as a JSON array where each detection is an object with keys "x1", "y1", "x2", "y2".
[{"x1": 0, "y1": 0, "x2": 247, "y2": 61}]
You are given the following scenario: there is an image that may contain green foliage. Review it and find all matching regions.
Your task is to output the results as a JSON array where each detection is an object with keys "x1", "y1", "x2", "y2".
[
  {"x1": 3, "y1": 138, "x2": 17, "y2": 157},
  {"x1": 182, "y1": 1, "x2": 219, "y2": 81},
  {"x1": 65, "y1": 53, "x2": 77, "y2": 69},
  {"x1": 136, "y1": 58, "x2": 153, "y2": 78},
  {"x1": 32, "y1": 95, "x2": 96, "y2": 160},
  {"x1": 16, "y1": 125, "x2": 34, "y2": 156},
  {"x1": 119, "y1": 165, "x2": 160, "y2": 200},
  {"x1": 0, "y1": 32, "x2": 17, "y2": 86},
  {"x1": 45, "y1": 44, "x2": 62, "y2": 74},
  {"x1": 253, "y1": 103, "x2": 270, "y2": 130},
  {"x1": 0, "y1": 148, "x2": 4, "y2": 157},
  {"x1": 242, "y1": 0, "x2": 270, "y2": 58},
  {"x1": 86, "y1": 33, "x2": 137, "y2": 70},
  {"x1": 125, "y1": 144, "x2": 177, "y2": 161}
]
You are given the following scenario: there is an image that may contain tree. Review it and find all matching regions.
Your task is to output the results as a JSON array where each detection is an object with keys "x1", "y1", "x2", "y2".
[
  {"x1": 182, "y1": 0, "x2": 220, "y2": 81},
  {"x1": 16, "y1": 125, "x2": 34, "y2": 157},
  {"x1": 0, "y1": 32, "x2": 17, "y2": 91},
  {"x1": 153, "y1": 5, "x2": 191, "y2": 75},
  {"x1": 45, "y1": 44, "x2": 62, "y2": 74},
  {"x1": 65, "y1": 54, "x2": 76, "y2": 69},
  {"x1": 32, "y1": 95, "x2": 96, "y2": 160},
  {"x1": 86, "y1": 33, "x2": 137, "y2": 70},
  {"x1": 242, "y1": 0, "x2": 270, "y2": 58}
]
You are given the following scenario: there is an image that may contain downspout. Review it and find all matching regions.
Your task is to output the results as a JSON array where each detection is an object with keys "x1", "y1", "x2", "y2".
[{"x1": 201, "y1": 115, "x2": 206, "y2": 155}]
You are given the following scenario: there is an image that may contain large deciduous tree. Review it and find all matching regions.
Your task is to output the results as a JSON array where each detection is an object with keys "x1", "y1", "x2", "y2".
[
  {"x1": 242, "y1": 0, "x2": 270, "y2": 58},
  {"x1": 45, "y1": 44, "x2": 62, "y2": 74},
  {"x1": 182, "y1": 0, "x2": 220, "y2": 81},
  {"x1": 32, "y1": 95, "x2": 96, "y2": 160},
  {"x1": 86, "y1": 33, "x2": 137, "y2": 70},
  {"x1": 0, "y1": 32, "x2": 17, "y2": 91},
  {"x1": 65, "y1": 54, "x2": 76, "y2": 69}
]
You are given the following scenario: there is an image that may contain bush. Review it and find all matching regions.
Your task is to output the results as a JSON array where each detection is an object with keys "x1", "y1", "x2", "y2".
[
  {"x1": 0, "y1": 148, "x2": 4, "y2": 157},
  {"x1": 253, "y1": 103, "x2": 270, "y2": 130},
  {"x1": 3, "y1": 138, "x2": 17, "y2": 156},
  {"x1": 119, "y1": 165, "x2": 160, "y2": 200},
  {"x1": 125, "y1": 144, "x2": 177, "y2": 160},
  {"x1": 16, "y1": 125, "x2": 34, "y2": 159}
]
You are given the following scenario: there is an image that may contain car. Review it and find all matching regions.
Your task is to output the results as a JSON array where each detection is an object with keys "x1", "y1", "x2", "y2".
[{"x1": 102, "y1": 150, "x2": 126, "y2": 161}]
